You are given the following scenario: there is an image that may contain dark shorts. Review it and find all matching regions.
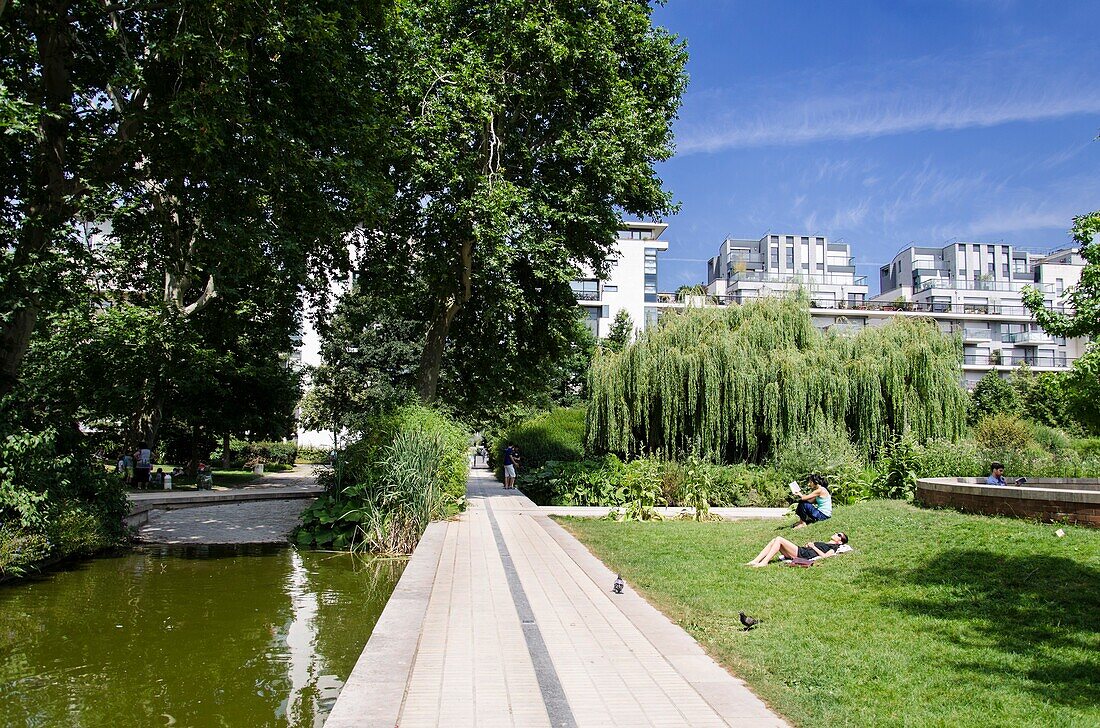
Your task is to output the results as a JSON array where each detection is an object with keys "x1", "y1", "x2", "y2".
[
  {"x1": 796, "y1": 546, "x2": 817, "y2": 560},
  {"x1": 796, "y1": 501, "x2": 830, "y2": 523},
  {"x1": 134, "y1": 467, "x2": 150, "y2": 484}
]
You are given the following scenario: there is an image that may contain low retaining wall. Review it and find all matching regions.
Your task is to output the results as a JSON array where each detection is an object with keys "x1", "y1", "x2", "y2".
[{"x1": 916, "y1": 477, "x2": 1100, "y2": 527}]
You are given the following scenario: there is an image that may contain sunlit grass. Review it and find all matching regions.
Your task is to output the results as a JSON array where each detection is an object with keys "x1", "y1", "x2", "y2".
[{"x1": 559, "y1": 501, "x2": 1100, "y2": 728}]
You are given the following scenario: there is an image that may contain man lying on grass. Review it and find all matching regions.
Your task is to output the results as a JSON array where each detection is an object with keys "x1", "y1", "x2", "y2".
[{"x1": 746, "y1": 532, "x2": 849, "y2": 567}]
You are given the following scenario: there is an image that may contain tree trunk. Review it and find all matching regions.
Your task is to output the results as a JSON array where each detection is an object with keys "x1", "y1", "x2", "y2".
[
  {"x1": 221, "y1": 432, "x2": 231, "y2": 467},
  {"x1": 416, "y1": 238, "x2": 474, "y2": 401},
  {"x1": 0, "y1": 308, "x2": 37, "y2": 399}
]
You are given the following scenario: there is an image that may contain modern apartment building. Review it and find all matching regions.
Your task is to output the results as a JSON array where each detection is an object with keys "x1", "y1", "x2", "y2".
[
  {"x1": 571, "y1": 221, "x2": 669, "y2": 337},
  {"x1": 870, "y1": 242, "x2": 1086, "y2": 386},
  {"x1": 704, "y1": 233, "x2": 868, "y2": 308}
]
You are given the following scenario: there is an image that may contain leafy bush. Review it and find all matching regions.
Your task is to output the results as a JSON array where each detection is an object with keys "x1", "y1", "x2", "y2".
[
  {"x1": 968, "y1": 370, "x2": 1020, "y2": 424},
  {"x1": 0, "y1": 525, "x2": 51, "y2": 577},
  {"x1": 973, "y1": 414, "x2": 1033, "y2": 453},
  {"x1": 295, "y1": 405, "x2": 468, "y2": 554},
  {"x1": 496, "y1": 406, "x2": 586, "y2": 477},
  {"x1": 913, "y1": 439, "x2": 985, "y2": 477},
  {"x1": 620, "y1": 456, "x2": 665, "y2": 521},
  {"x1": 1072, "y1": 438, "x2": 1100, "y2": 459},
  {"x1": 772, "y1": 422, "x2": 868, "y2": 504},
  {"x1": 296, "y1": 446, "x2": 332, "y2": 464},
  {"x1": 212, "y1": 439, "x2": 298, "y2": 467},
  {"x1": 873, "y1": 435, "x2": 920, "y2": 501}
]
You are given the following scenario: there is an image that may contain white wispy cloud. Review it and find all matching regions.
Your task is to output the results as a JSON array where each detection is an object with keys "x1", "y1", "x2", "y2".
[{"x1": 676, "y1": 44, "x2": 1100, "y2": 154}]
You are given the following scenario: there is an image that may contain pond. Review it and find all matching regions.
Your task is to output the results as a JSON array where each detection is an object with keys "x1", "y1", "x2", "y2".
[{"x1": 0, "y1": 545, "x2": 404, "y2": 727}]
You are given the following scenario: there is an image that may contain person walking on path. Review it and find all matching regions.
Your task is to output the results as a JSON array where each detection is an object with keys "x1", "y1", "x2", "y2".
[{"x1": 503, "y1": 443, "x2": 520, "y2": 489}]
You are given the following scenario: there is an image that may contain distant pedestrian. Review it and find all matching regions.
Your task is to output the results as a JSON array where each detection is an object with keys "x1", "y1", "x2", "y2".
[
  {"x1": 134, "y1": 442, "x2": 152, "y2": 488},
  {"x1": 503, "y1": 443, "x2": 520, "y2": 489},
  {"x1": 121, "y1": 453, "x2": 135, "y2": 485}
]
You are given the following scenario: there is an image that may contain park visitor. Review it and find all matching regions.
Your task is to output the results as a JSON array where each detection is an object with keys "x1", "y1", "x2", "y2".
[
  {"x1": 986, "y1": 462, "x2": 1007, "y2": 486},
  {"x1": 503, "y1": 443, "x2": 519, "y2": 489},
  {"x1": 121, "y1": 452, "x2": 134, "y2": 485},
  {"x1": 746, "y1": 532, "x2": 850, "y2": 567},
  {"x1": 792, "y1": 474, "x2": 832, "y2": 529},
  {"x1": 134, "y1": 442, "x2": 152, "y2": 488}
]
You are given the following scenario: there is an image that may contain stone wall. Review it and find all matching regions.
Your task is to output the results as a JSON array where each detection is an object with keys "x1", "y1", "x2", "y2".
[{"x1": 916, "y1": 478, "x2": 1100, "y2": 527}]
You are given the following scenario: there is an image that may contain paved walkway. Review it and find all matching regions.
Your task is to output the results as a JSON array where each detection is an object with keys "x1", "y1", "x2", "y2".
[
  {"x1": 327, "y1": 469, "x2": 787, "y2": 728},
  {"x1": 138, "y1": 499, "x2": 313, "y2": 544}
]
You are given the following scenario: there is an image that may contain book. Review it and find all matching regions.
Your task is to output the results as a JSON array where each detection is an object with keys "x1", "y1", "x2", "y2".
[{"x1": 789, "y1": 481, "x2": 802, "y2": 495}]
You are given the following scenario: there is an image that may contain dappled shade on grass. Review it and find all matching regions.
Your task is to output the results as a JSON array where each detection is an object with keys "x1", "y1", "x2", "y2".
[{"x1": 560, "y1": 500, "x2": 1100, "y2": 728}]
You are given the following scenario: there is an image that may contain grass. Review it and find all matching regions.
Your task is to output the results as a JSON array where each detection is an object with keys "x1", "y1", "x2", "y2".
[
  {"x1": 116, "y1": 463, "x2": 297, "y2": 492},
  {"x1": 558, "y1": 500, "x2": 1100, "y2": 728}
]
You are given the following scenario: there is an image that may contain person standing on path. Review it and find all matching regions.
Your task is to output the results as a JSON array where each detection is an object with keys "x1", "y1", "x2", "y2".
[
  {"x1": 503, "y1": 443, "x2": 520, "y2": 489},
  {"x1": 134, "y1": 442, "x2": 152, "y2": 489}
]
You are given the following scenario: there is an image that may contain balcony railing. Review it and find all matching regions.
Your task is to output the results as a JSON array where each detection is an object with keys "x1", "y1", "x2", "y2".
[
  {"x1": 962, "y1": 328, "x2": 993, "y2": 341},
  {"x1": 1004, "y1": 331, "x2": 1054, "y2": 345},
  {"x1": 674, "y1": 294, "x2": 1074, "y2": 319},
  {"x1": 915, "y1": 279, "x2": 1053, "y2": 294},
  {"x1": 729, "y1": 271, "x2": 868, "y2": 287},
  {"x1": 573, "y1": 290, "x2": 600, "y2": 301},
  {"x1": 963, "y1": 354, "x2": 1071, "y2": 368}
]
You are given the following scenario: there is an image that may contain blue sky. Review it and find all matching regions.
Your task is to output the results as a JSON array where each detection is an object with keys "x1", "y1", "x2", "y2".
[{"x1": 650, "y1": 0, "x2": 1100, "y2": 294}]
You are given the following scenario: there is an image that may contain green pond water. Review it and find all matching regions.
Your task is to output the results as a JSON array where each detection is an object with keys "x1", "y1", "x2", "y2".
[{"x1": 0, "y1": 545, "x2": 404, "y2": 728}]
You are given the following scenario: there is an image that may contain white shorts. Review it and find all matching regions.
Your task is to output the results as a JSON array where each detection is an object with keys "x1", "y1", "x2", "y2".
[{"x1": 504, "y1": 464, "x2": 516, "y2": 478}]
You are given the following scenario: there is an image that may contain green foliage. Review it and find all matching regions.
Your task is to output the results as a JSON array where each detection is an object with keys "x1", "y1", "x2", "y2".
[
  {"x1": 968, "y1": 371, "x2": 1020, "y2": 425},
  {"x1": 296, "y1": 447, "x2": 332, "y2": 464},
  {"x1": 619, "y1": 457, "x2": 665, "y2": 521},
  {"x1": 772, "y1": 421, "x2": 869, "y2": 505},
  {"x1": 1023, "y1": 210, "x2": 1100, "y2": 338},
  {"x1": 605, "y1": 309, "x2": 634, "y2": 353},
  {"x1": 295, "y1": 405, "x2": 468, "y2": 554},
  {"x1": 973, "y1": 413, "x2": 1034, "y2": 453},
  {"x1": 873, "y1": 434, "x2": 920, "y2": 501},
  {"x1": 1011, "y1": 366, "x2": 1077, "y2": 432},
  {"x1": 213, "y1": 440, "x2": 298, "y2": 468},
  {"x1": 514, "y1": 456, "x2": 626, "y2": 507},
  {"x1": 912, "y1": 439, "x2": 986, "y2": 478},
  {"x1": 1063, "y1": 349, "x2": 1100, "y2": 435},
  {"x1": 587, "y1": 296, "x2": 967, "y2": 463},
  {"x1": 681, "y1": 455, "x2": 713, "y2": 520},
  {"x1": 0, "y1": 525, "x2": 51, "y2": 578},
  {"x1": 497, "y1": 406, "x2": 587, "y2": 476}
]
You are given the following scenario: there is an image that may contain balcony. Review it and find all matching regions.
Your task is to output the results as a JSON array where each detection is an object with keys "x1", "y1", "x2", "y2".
[
  {"x1": 1004, "y1": 331, "x2": 1054, "y2": 346},
  {"x1": 963, "y1": 354, "x2": 1070, "y2": 368},
  {"x1": 915, "y1": 279, "x2": 1053, "y2": 294},
  {"x1": 729, "y1": 271, "x2": 868, "y2": 287},
  {"x1": 573, "y1": 290, "x2": 600, "y2": 301},
  {"x1": 962, "y1": 328, "x2": 992, "y2": 342}
]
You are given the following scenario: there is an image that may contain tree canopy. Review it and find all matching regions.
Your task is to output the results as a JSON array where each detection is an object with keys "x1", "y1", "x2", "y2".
[
  {"x1": 1024, "y1": 211, "x2": 1100, "y2": 338},
  {"x1": 587, "y1": 296, "x2": 968, "y2": 462}
]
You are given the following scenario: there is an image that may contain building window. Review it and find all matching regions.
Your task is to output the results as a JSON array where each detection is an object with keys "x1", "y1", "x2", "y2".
[
  {"x1": 770, "y1": 248, "x2": 779, "y2": 268},
  {"x1": 570, "y1": 279, "x2": 600, "y2": 300},
  {"x1": 1002, "y1": 262, "x2": 1009, "y2": 277},
  {"x1": 644, "y1": 306, "x2": 660, "y2": 329},
  {"x1": 987, "y1": 263, "x2": 995, "y2": 275},
  {"x1": 643, "y1": 248, "x2": 658, "y2": 275},
  {"x1": 583, "y1": 306, "x2": 600, "y2": 336},
  {"x1": 1056, "y1": 278, "x2": 1064, "y2": 295},
  {"x1": 785, "y1": 235, "x2": 795, "y2": 245},
  {"x1": 785, "y1": 247, "x2": 795, "y2": 269},
  {"x1": 604, "y1": 284, "x2": 618, "y2": 293}
]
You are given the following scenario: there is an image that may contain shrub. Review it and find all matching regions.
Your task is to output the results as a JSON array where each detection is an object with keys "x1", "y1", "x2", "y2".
[
  {"x1": 212, "y1": 439, "x2": 298, "y2": 467},
  {"x1": 873, "y1": 435, "x2": 920, "y2": 501},
  {"x1": 0, "y1": 525, "x2": 51, "y2": 577},
  {"x1": 295, "y1": 405, "x2": 468, "y2": 554},
  {"x1": 968, "y1": 371, "x2": 1020, "y2": 424},
  {"x1": 497, "y1": 406, "x2": 586, "y2": 477},
  {"x1": 973, "y1": 414, "x2": 1033, "y2": 453},
  {"x1": 913, "y1": 439, "x2": 985, "y2": 477},
  {"x1": 296, "y1": 446, "x2": 331, "y2": 464},
  {"x1": 1028, "y1": 423, "x2": 1073, "y2": 458},
  {"x1": 772, "y1": 422, "x2": 868, "y2": 504},
  {"x1": 1072, "y1": 438, "x2": 1100, "y2": 459}
]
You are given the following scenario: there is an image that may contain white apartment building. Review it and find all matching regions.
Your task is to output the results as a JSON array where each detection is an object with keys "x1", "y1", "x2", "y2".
[
  {"x1": 704, "y1": 233, "x2": 869, "y2": 308},
  {"x1": 869, "y1": 242, "x2": 1086, "y2": 386},
  {"x1": 571, "y1": 221, "x2": 669, "y2": 336}
]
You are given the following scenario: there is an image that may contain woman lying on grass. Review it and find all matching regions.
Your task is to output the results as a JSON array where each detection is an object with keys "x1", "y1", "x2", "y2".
[{"x1": 746, "y1": 532, "x2": 849, "y2": 567}]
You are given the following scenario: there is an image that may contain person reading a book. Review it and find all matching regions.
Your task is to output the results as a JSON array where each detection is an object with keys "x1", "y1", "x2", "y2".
[
  {"x1": 792, "y1": 474, "x2": 832, "y2": 529},
  {"x1": 745, "y1": 532, "x2": 849, "y2": 567},
  {"x1": 986, "y1": 462, "x2": 1007, "y2": 486}
]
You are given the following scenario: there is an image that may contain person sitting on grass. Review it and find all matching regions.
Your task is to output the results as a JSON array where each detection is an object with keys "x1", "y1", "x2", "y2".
[
  {"x1": 745, "y1": 532, "x2": 849, "y2": 567},
  {"x1": 792, "y1": 473, "x2": 832, "y2": 529}
]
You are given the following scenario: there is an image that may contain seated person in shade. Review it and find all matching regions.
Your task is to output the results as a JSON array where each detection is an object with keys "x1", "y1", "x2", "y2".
[
  {"x1": 793, "y1": 473, "x2": 832, "y2": 529},
  {"x1": 746, "y1": 532, "x2": 849, "y2": 567},
  {"x1": 986, "y1": 461, "x2": 1007, "y2": 486}
]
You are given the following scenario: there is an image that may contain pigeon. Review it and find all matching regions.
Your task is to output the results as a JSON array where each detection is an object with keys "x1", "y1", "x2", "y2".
[
  {"x1": 739, "y1": 612, "x2": 759, "y2": 631},
  {"x1": 612, "y1": 575, "x2": 624, "y2": 594}
]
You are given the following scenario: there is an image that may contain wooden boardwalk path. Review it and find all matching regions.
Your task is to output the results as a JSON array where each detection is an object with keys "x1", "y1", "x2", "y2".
[{"x1": 327, "y1": 469, "x2": 787, "y2": 728}]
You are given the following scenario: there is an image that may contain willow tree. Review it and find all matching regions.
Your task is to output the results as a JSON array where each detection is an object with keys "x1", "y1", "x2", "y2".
[{"x1": 586, "y1": 296, "x2": 967, "y2": 462}]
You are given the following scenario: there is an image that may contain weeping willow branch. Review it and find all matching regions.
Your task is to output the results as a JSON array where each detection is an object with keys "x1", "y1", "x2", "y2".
[{"x1": 586, "y1": 294, "x2": 967, "y2": 463}]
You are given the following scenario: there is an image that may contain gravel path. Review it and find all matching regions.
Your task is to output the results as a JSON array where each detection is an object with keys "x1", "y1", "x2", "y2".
[{"x1": 138, "y1": 499, "x2": 313, "y2": 544}]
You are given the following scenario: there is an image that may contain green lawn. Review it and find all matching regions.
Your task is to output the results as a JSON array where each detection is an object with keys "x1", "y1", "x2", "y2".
[
  {"x1": 558, "y1": 501, "x2": 1100, "y2": 728},
  {"x1": 117, "y1": 463, "x2": 293, "y2": 491}
]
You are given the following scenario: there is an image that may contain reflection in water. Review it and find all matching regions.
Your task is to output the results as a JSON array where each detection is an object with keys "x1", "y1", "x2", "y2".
[{"x1": 0, "y1": 545, "x2": 403, "y2": 728}]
